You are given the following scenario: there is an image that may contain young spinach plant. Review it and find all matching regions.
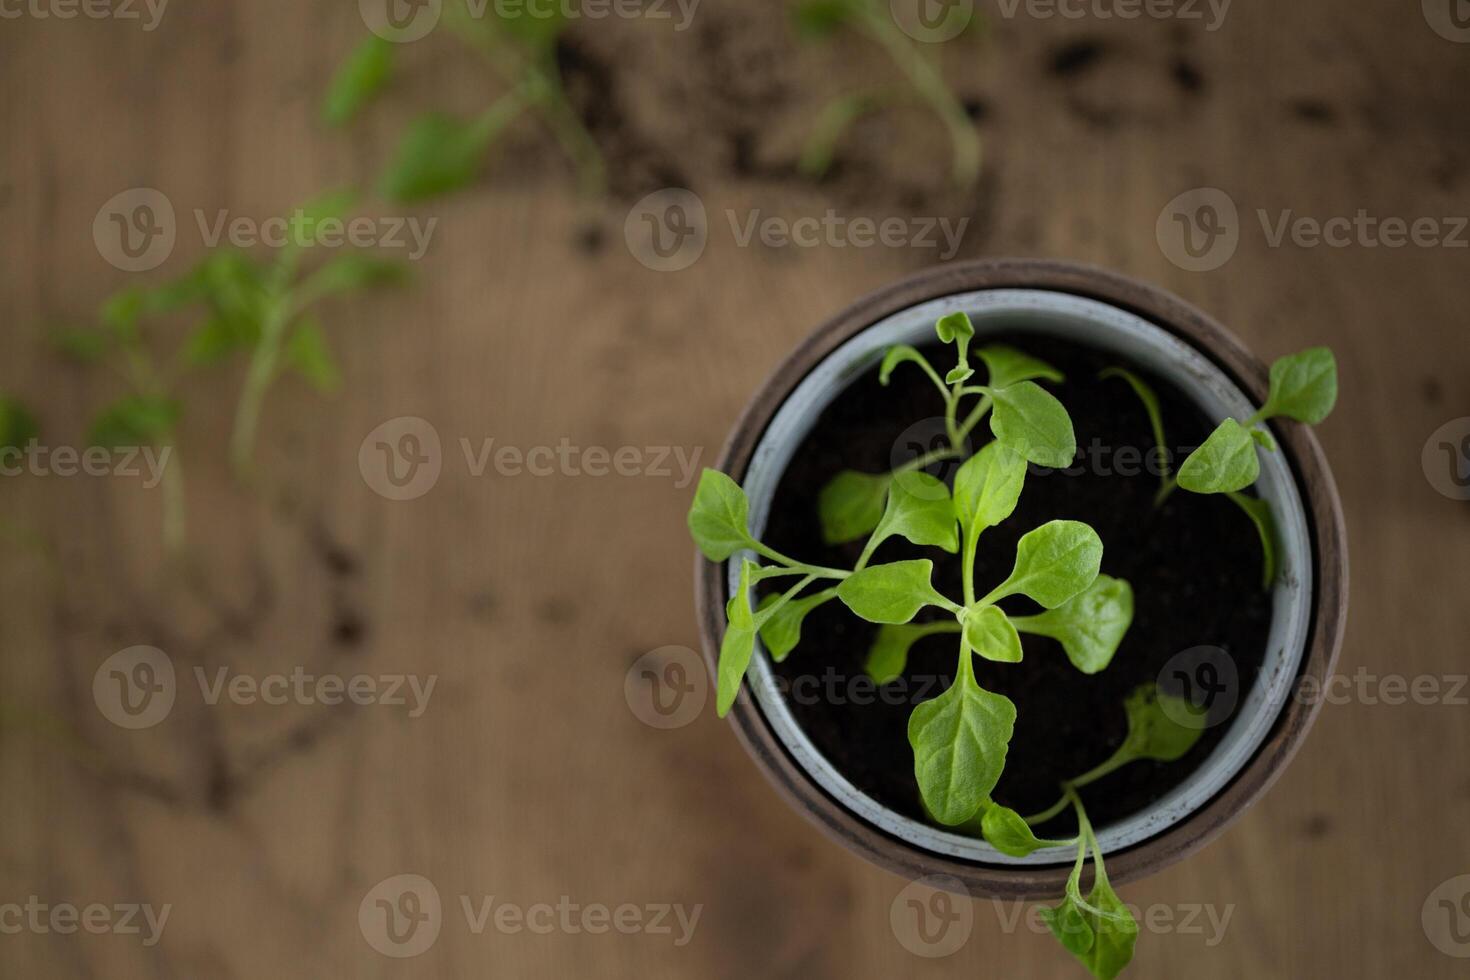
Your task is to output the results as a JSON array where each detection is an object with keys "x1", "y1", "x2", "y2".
[
  {"x1": 325, "y1": 2, "x2": 605, "y2": 202},
  {"x1": 689, "y1": 313, "x2": 1202, "y2": 978},
  {"x1": 791, "y1": 0, "x2": 983, "y2": 187},
  {"x1": 1102, "y1": 348, "x2": 1338, "y2": 587}
]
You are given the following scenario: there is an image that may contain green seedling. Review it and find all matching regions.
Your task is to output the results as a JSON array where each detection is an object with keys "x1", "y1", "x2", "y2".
[
  {"x1": 51, "y1": 193, "x2": 404, "y2": 549},
  {"x1": 1102, "y1": 348, "x2": 1338, "y2": 587},
  {"x1": 325, "y1": 2, "x2": 605, "y2": 201},
  {"x1": 687, "y1": 313, "x2": 1209, "y2": 977},
  {"x1": 791, "y1": 0, "x2": 983, "y2": 188}
]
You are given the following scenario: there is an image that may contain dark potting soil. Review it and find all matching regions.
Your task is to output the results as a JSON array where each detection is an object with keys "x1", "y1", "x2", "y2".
[{"x1": 759, "y1": 334, "x2": 1272, "y2": 833}]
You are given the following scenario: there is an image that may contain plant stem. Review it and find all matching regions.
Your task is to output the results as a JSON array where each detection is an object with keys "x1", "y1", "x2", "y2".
[
  {"x1": 228, "y1": 295, "x2": 291, "y2": 476},
  {"x1": 159, "y1": 441, "x2": 185, "y2": 558},
  {"x1": 892, "y1": 446, "x2": 960, "y2": 476},
  {"x1": 1154, "y1": 475, "x2": 1178, "y2": 507},
  {"x1": 955, "y1": 395, "x2": 992, "y2": 445},
  {"x1": 857, "y1": 9, "x2": 980, "y2": 188},
  {"x1": 749, "y1": 540, "x2": 851, "y2": 579}
]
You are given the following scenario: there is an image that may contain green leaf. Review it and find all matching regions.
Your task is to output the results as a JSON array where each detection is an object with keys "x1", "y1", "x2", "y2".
[
  {"x1": 1250, "y1": 427, "x2": 1277, "y2": 451},
  {"x1": 907, "y1": 661, "x2": 1016, "y2": 825},
  {"x1": 88, "y1": 395, "x2": 179, "y2": 449},
  {"x1": 1076, "y1": 878, "x2": 1139, "y2": 980},
  {"x1": 988, "y1": 381, "x2": 1076, "y2": 468},
  {"x1": 323, "y1": 35, "x2": 394, "y2": 126},
  {"x1": 1011, "y1": 575, "x2": 1134, "y2": 674},
  {"x1": 878, "y1": 343, "x2": 943, "y2": 392},
  {"x1": 988, "y1": 520, "x2": 1102, "y2": 609},
  {"x1": 286, "y1": 189, "x2": 358, "y2": 247},
  {"x1": 0, "y1": 396, "x2": 39, "y2": 451},
  {"x1": 817, "y1": 470, "x2": 891, "y2": 545},
  {"x1": 184, "y1": 315, "x2": 257, "y2": 366},
  {"x1": 867, "y1": 471, "x2": 958, "y2": 555},
  {"x1": 1177, "y1": 418, "x2": 1259, "y2": 493},
  {"x1": 961, "y1": 605, "x2": 1022, "y2": 664},
  {"x1": 863, "y1": 621, "x2": 960, "y2": 684},
  {"x1": 493, "y1": 2, "x2": 567, "y2": 49},
  {"x1": 1261, "y1": 347, "x2": 1337, "y2": 424},
  {"x1": 935, "y1": 312, "x2": 975, "y2": 383},
  {"x1": 757, "y1": 588, "x2": 837, "y2": 662},
  {"x1": 716, "y1": 560, "x2": 759, "y2": 716},
  {"x1": 978, "y1": 345, "x2": 1064, "y2": 390},
  {"x1": 1226, "y1": 491, "x2": 1278, "y2": 588},
  {"x1": 952, "y1": 441, "x2": 1026, "y2": 543},
  {"x1": 284, "y1": 316, "x2": 341, "y2": 392},
  {"x1": 380, "y1": 111, "x2": 511, "y2": 203},
  {"x1": 1119, "y1": 683, "x2": 1204, "y2": 763},
  {"x1": 100, "y1": 288, "x2": 146, "y2": 343},
  {"x1": 791, "y1": 0, "x2": 859, "y2": 36},
  {"x1": 798, "y1": 91, "x2": 884, "y2": 179},
  {"x1": 1041, "y1": 895, "x2": 1095, "y2": 957},
  {"x1": 687, "y1": 469, "x2": 753, "y2": 561},
  {"x1": 981, "y1": 804, "x2": 1072, "y2": 857},
  {"x1": 837, "y1": 559, "x2": 950, "y2": 624},
  {"x1": 50, "y1": 326, "x2": 112, "y2": 362},
  {"x1": 1100, "y1": 366, "x2": 1168, "y2": 482},
  {"x1": 301, "y1": 253, "x2": 408, "y2": 300}
]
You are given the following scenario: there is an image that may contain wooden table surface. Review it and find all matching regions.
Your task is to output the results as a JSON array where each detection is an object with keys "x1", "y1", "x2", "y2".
[{"x1": 2, "y1": 1, "x2": 1468, "y2": 976}]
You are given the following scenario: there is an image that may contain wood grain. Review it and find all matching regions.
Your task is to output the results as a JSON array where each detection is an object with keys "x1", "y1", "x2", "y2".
[{"x1": 1, "y1": 1, "x2": 1468, "y2": 977}]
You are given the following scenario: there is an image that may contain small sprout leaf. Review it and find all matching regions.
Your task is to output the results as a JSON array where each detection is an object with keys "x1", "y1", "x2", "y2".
[
  {"x1": 907, "y1": 662, "x2": 1015, "y2": 825},
  {"x1": 687, "y1": 469, "x2": 753, "y2": 561},
  {"x1": 323, "y1": 35, "x2": 394, "y2": 126},
  {"x1": 988, "y1": 381, "x2": 1076, "y2": 468},
  {"x1": 0, "y1": 396, "x2": 39, "y2": 451},
  {"x1": 1262, "y1": 347, "x2": 1337, "y2": 424},
  {"x1": 868, "y1": 470, "x2": 958, "y2": 554},
  {"x1": 716, "y1": 560, "x2": 759, "y2": 716},
  {"x1": 284, "y1": 316, "x2": 341, "y2": 392},
  {"x1": 863, "y1": 621, "x2": 960, "y2": 684},
  {"x1": 1119, "y1": 683, "x2": 1204, "y2": 763},
  {"x1": 953, "y1": 441, "x2": 1026, "y2": 542},
  {"x1": 1176, "y1": 418, "x2": 1258, "y2": 493},
  {"x1": 757, "y1": 588, "x2": 837, "y2": 662},
  {"x1": 962, "y1": 605, "x2": 1022, "y2": 664},
  {"x1": 817, "y1": 470, "x2": 892, "y2": 544},
  {"x1": 981, "y1": 804, "x2": 1071, "y2": 857},
  {"x1": 1011, "y1": 575, "x2": 1134, "y2": 674},
  {"x1": 980, "y1": 345, "x2": 1064, "y2": 389},
  {"x1": 990, "y1": 520, "x2": 1103, "y2": 609},
  {"x1": 1227, "y1": 491, "x2": 1279, "y2": 588},
  {"x1": 837, "y1": 559, "x2": 949, "y2": 624},
  {"x1": 88, "y1": 395, "x2": 179, "y2": 449}
]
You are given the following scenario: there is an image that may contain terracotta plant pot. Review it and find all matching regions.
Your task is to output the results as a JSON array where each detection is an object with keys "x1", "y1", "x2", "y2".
[{"x1": 694, "y1": 259, "x2": 1347, "y2": 900}]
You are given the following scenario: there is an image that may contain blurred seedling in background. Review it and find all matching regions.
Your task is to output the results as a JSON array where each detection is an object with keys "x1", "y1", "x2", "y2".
[
  {"x1": 51, "y1": 192, "x2": 405, "y2": 553},
  {"x1": 791, "y1": 0, "x2": 984, "y2": 187},
  {"x1": 325, "y1": 1, "x2": 605, "y2": 202},
  {"x1": 1102, "y1": 348, "x2": 1338, "y2": 587}
]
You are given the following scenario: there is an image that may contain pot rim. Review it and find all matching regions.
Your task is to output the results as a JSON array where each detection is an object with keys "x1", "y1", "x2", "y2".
[{"x1": 694, "y1": 259, "x2": 1348, "y2": 901}]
